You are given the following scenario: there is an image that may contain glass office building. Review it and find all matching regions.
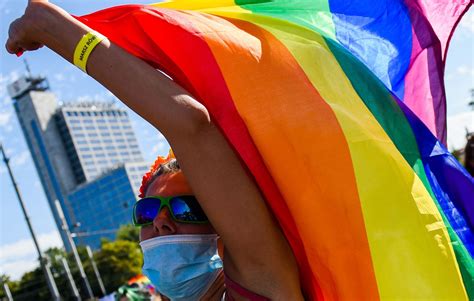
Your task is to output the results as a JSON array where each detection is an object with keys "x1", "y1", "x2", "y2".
[
  {"x1": 8, "y1": 75, "x2": 151, "y2": 249},
  {"x1": 68, "y1": 162, "x2": 149, "y2": 249}
]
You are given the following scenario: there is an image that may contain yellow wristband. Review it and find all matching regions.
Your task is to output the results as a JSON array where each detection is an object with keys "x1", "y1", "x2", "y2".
[{"x1": 73, "y1": 32, "x2": 106, "y2": 73}]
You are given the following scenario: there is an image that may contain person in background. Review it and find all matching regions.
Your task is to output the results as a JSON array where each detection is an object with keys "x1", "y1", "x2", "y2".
[{"x1": 464, "y1": 133, "x2": 474, "y2": 176}]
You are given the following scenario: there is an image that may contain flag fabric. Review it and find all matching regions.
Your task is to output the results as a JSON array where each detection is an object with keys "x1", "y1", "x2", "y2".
[{"x1": 77, "y1": 1, "x2": 473, "y2": 299}]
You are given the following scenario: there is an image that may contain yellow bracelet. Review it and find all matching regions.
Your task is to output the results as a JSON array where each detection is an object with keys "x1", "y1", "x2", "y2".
[{"x1": 73, "y1": 31, "x2": 106, "y2": 73}]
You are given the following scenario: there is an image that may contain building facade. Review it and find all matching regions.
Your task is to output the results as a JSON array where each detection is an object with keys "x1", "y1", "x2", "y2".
[
  {"x1": 67, "y1": 162, "x2": 149, "y2": 249},
  {"x1": 8, "y1": 75, "x2": 150, "y2": 249},
  {"x1": 55, "y1": 102, "x2": 143, "y2": 182}
]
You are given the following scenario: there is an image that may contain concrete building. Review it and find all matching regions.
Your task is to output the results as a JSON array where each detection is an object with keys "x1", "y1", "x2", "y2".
[{"x1": 8, "y1": 75, "x2": 149, "y2": 249}]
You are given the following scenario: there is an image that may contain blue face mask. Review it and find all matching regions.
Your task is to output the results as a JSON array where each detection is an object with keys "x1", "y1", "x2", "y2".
[{"x1": 140, "y1": 234, "x2": 223, "y2": 301}]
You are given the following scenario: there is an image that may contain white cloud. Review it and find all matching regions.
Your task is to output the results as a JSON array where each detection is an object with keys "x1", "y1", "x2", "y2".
[
  {"x1": 447, "y1": 111, "x2": 474, "y2": 151},
  {"x1": 455, "y1": 65, "x2": 474, "y2": 76},
  {"x1": 0, "y1": 111, "x2": 12, "y2": 126},
  {"x1": 0, "y1": 231, "x2": 63, "y2": 280},
  {"x1": 152, "y1": 141, "x2": 167, "y2": 154},
  {"x1": 10, "y1": 150, "x2": 30, "y2": 167},
  {"x1": 76, "y1": 92, "x2": 114, "y2": 103},
  {"x1": 53, "y1": 73, "x2": 65, "y2": 81},
  {"x1": 460, "y1": 11, "x2": 474, "y2": 33},
  {"x1": 0, "y1": 70, "x2": 20, "y2": 98},
  {"x1": 2, "y1": 96, "x2": 11, "y2": 107},
  {"x1": 151, "y1": 133, "x2": 168, "y2": 154}
]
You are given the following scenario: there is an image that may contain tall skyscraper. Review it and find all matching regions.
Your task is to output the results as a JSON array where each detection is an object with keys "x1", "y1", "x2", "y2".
[{"x1": 7, "y1": 75, "x2": 149, "y2": 249}]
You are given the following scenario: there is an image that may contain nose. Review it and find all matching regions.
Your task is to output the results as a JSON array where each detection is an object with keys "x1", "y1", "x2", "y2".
[{"x1": 152, "y1": 207, "x2": 177, "y2": 236}]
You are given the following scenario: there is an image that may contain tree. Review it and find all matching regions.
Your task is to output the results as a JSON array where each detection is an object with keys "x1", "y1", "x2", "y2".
[
  {"x1": 94, "y1": 240, "x2": 143, "y2": 293},
  {"x1": 0, "y1": 274, "x2": 19, "y2": 299},
  {"x1": 9, "y1": 268, "x2": 50, "y2": 301},
  {"x1": 1, "y1": 229, "x2": 143, "y2": 300},
  {"x1": 116, "y1": 224, "x2": 140, "y2": 242}
]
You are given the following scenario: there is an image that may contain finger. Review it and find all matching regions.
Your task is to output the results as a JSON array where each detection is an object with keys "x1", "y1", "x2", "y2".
[
  {"x1": 5, "y1": 38, "x2": 21, "y2": 55},
  {"x1": 28, "y1": 42, "x2": 43, "y2": 51}
]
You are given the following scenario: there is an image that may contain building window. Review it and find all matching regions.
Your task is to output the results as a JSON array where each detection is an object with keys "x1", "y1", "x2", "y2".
[
  {"x1": 83, "y1": 119, "x2": 93, "y2": 124},
  {"x1": 71, "y1": 126, "x2": 83, "y2": 131}
]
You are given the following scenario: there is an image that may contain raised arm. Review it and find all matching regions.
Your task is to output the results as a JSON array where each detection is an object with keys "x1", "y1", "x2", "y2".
[{"x1": 6, "y1": 1, "x2": 303, "y2": 299}]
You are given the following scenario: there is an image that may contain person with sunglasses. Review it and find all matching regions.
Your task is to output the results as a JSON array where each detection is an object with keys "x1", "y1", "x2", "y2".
[{"x1": 6, "y1": 1, "x2": 304, "y2": 300}]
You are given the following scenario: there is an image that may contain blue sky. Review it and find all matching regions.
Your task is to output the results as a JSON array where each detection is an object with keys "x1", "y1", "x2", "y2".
[{"x1": 0, "y1": 0, "x2": 472, "y2": 280}]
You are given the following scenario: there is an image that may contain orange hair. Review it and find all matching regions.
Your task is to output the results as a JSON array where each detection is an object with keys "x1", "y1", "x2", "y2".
[{"x1": 138, "y1": 149, "x2": 175, "y2": 198}]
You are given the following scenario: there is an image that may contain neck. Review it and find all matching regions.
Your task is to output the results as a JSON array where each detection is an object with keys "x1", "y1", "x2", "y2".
[{"x1": 200, "y1": 270, "x2": 225, "y2": 301}]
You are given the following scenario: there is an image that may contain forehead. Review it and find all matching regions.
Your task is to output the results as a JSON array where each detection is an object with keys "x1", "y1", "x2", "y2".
[{"x1": 145, "y1": 171, "x2": 193, "y2": 197}]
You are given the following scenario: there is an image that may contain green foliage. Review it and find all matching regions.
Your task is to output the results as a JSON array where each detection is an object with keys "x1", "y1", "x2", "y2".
[
  {"x1": 451, "y1": 149, "x2": 462, "y2": 164},
  {"x1": 3, "y1": 239, "x2": 143, "y2": 300},
  {"x1": 95, "y1": 240, "x2": 143, "y2": 293},
  {"x1": 7, "y1": 268, "x2": 50, "y2": 301},
  {"x1": 116, "y1": 224, "x2": 140, "y2": 242},
  {"x1": 0, "y1": 274, "x2": 19, "y2": 299}
]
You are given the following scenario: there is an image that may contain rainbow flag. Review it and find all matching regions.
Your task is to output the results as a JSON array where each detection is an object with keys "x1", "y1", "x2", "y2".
[{"x1": 77, "y1": 1, "x2": 473, "y2": 299}]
